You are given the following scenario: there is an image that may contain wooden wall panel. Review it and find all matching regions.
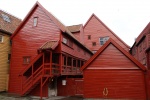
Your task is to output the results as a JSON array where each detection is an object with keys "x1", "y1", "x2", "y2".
[
  {"x1": 57, "y1": 78, "x2": 83, "y2": 96},
  {"x1": 61, "y1": 34, "x2": 92, "y2": 61},
  {"x1": 84, "y1": 15, "x2": 129, "y2": 52},
  {"x1": 0, "y1": 33, "x2": 10, "y2": 92},
  {"x1": 88, "y1": 44, "x2": 139, "y2": 69},
  {"x1": 84, "y1": 69, "x2": 146, "y2": 99},
  {"x1": 9, "y1": 6, "x2": 61, "y2": 95}
]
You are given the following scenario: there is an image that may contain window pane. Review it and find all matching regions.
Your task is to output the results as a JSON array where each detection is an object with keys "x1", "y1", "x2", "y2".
[
  {"x1": 33, "y1": 17, "x2": 38, "y2": 26},
  {"x1": 2, "y1": 14, "x2": 11, "y2": 22},
  {"x1": 23, "y1": 56, "x2": 30, "y2": 64},
  {"x1": 88, "y1": 35, "x2": 91, "y2": 40},
  {"x1": 0, "y1": 35, "x2": 3, "y2": 43},
  {"x1": 63, "y1": 38, "x2": 67, "y2": 44},
  {"x1": 99, "y1": 36, "x2": 109, "y2": 45}
]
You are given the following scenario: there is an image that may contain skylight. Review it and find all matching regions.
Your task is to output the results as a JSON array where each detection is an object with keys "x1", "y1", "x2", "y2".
[{"x1": 1, "y1": 14, "x2": 11, "y2": 22}]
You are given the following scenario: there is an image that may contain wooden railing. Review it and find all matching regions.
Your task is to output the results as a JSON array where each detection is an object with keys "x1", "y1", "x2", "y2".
[
  {"x1": 21, "y1": 54, "x2": 60, "y2": 95},
  {"x1": 62, "y1": 65, "x2": 82, "y2": 74}
]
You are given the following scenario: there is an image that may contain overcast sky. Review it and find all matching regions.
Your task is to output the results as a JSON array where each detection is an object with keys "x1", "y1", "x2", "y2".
[{"x1": 0, "y1": 0, "x2": 150, "y2": 46}]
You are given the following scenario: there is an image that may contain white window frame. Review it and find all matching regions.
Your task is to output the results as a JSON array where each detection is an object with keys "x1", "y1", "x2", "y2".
[
  {"x1": 99, "y1": 36, "x2": 109, "y2": 45},
  {"x1": 63, "y1": 37, "x2": 67, "y2": 44},
  {"x1": 0, "y1": 35, "x2": 3, "y2": 43},
  {"x1": 33, "y1": 17, "x2": 38, "y2": 26}
]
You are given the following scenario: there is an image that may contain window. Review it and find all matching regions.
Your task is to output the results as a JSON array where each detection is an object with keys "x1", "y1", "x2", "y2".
[
  {"x1": 77, "y1": 60, "x2": 81, "y2": 67},
  {"x1": 99, "y1": 36, "x2": 109, "y2": 45},
  {"x1": 63, "y1": 38, "x2": 67, "y2": 44},
  {"x1": 23, "y1": 56, "x2": 31, "y2": 64},
  {"x1": 92, "y1": 50, "x2": 97, "y2": 54},
  {"x1": 88, "y1": 35, "x2": 91, "y2": 40},
  {"x1": 67, "y1": 57, "x2": 72, "y2": 66},
  {"x1": 33, "y1": 17, "x2": 38, "y2": 26},
  {"x1": 2, "y1": 14, "x2": 11, "y2": 22},
  {"x1": 63, "y1": 56, "x2": 67, "y2": 65},
  {"x1": 0, "y1": 35, "x2": 3, "y2": 43},
  {"x1": 8, "y1": 54, "x2": 11, "y2": 62},
  {"x1": 73, "y1": 59, "x2": 76, "y2": 67},
  {"x1": 92, "y1": 42, "x2": 96, "y2": 46}
]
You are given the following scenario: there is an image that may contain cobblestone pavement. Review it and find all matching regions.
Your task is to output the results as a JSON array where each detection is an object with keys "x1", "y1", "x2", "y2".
[{"x1": 0, "y1": 92, "x2": 83, "y2": 100}]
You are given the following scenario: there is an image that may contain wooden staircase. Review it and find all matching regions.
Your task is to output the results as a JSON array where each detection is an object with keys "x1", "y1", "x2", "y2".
[{"x1": 19, "y1": 51, "x2": 59, "y2": 97}]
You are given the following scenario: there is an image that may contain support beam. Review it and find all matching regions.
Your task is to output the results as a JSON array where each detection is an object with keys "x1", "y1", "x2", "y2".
[
  {"x1": 40, "y1": 77, "x2": 43, "y2": 100},
  {"x1": 60, "y1": 53, "x2": 62, "y2": 74},
  {"x1": 50, "y1": 51, "x2": 52, "y2": 76}
]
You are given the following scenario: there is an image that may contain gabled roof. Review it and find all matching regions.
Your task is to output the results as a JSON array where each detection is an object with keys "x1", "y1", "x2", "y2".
[
  {"x1": 67, "y1": 24, "x2": 82, "y2": 33},
  {"x1": 80, "y1": 38, "x2": 146, "y2": 71},
  {"x1": 11, "y1": 2, "x2": 93, "y2": 54},
  {"x1": 39, "y1": 40, "x2": 58, "y2": 50},
  {"x1": 0, "y1": 9, "x2": 21, "y2": 34},
  {"x1": 83, "y1": 13, "x2": 130, "y2": 49}
]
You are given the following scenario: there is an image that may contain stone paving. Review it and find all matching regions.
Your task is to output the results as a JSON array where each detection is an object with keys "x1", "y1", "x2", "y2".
[{"x1": 0, "y1": 92, "x2": 83, "y2": 100}]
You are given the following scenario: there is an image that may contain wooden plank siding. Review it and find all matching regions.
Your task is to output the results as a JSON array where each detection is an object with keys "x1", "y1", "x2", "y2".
[
  {"x1": 61, "y1": 34, "x2": 91, "y2": 61},
  {"x1": 87, "y1": 44, "x2": 139, "y2": 69},
  {"x1": 9, "y1": 6, "x2": 61, "y2": 94},
  {"x1": 84, "y1": 69, "x2": 146, "y2": 99},
  {"x1": 0, "y1": 33, "x2": 10, "y2": 91},
  {"x1": 83, "y1": 14, "x2": 129, "y2": 52},
  {"x1": 81, "y1": 39, "x2": 147, "y2": 99},
  {"x1": 57, "y1": 78, "x2": 83, "y2": 96}
]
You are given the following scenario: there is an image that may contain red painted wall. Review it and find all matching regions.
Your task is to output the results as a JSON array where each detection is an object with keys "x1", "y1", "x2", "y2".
[
  {"x1": 88, "y1": 44, "x2": 139, "y2": 69},
  {"x1": 84, "y1": 15, "x2": 129, "y2": 52},
  {"x1": 9, "y1": 6, "x2": 61, "y2": 95},
  {"x1": 61, "y1": 34, "x2": 91, "y2": 61},
  {"x1": 83, "y1": 43, "x2": 146, "y2": 99},
  {"x1": 57, "y1": 78, "x2": 83, "y2": 96},
  {"x1": 84, "y1": 70, "x2": 146, "y2": 99}
]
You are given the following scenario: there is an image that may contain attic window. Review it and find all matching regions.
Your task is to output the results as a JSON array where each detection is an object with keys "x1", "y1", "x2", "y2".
[
  {"x1": 88, "y1": 35, "x2": 91, "y2": 40},
  {"x1": 1, "y1": 14, "x2": 11, "y2": 22},
  {"x1": 99, "y1": 36, "x2": 109, "y2": 45},
  {"x1": 33, "y1": 17, "x2": 38, "y2": 26},
  {"x1": 92, "y1": 42, "x2": 96, "y2": 46},
  {"x1": 0, "y1": 35, "x2": 3, "y2": 43}
]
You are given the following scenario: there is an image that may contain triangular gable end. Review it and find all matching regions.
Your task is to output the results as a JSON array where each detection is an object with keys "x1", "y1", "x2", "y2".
[
  {"x1": 80, "y1": 38, "x2": 146, "y2": 71},
  {"x1": 11, "y1": 1, "x2": 66, "y2": 39},
  {"x1": 83, "y1": 13, "x2": 130, "y2": 49}
]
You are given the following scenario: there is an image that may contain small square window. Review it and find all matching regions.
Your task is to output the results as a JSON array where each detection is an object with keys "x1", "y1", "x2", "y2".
[
  {"x1": 23, "y1": 56, "x2": 31, "y2": 64},
  {"x1": 88, "y1": 35, "x2": 91, "y2": 40},
  {"x1": 92, "y1": 42, "x2": 96, "y2": 46},
  {"x1": 0, "y1": 35, "x2": 3, "y2": 43},
  {"x1": 33, "y1": 17, "x2": 38, "y2": 26}
]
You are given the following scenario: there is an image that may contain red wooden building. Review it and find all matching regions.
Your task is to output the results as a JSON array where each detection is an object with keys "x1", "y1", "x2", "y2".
[
  {"x1": 130, "y1": 22, "x2": 150, "y2": 99},
  {"x1": 81, "y1": 38, "x2": 147, "y2": 99},
  {"x1": 8, "y1": 2, "x2": 93, "y2": 99},
  {"x1": 83, "y1": 14, "x2": 130, "y2": 53}
]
